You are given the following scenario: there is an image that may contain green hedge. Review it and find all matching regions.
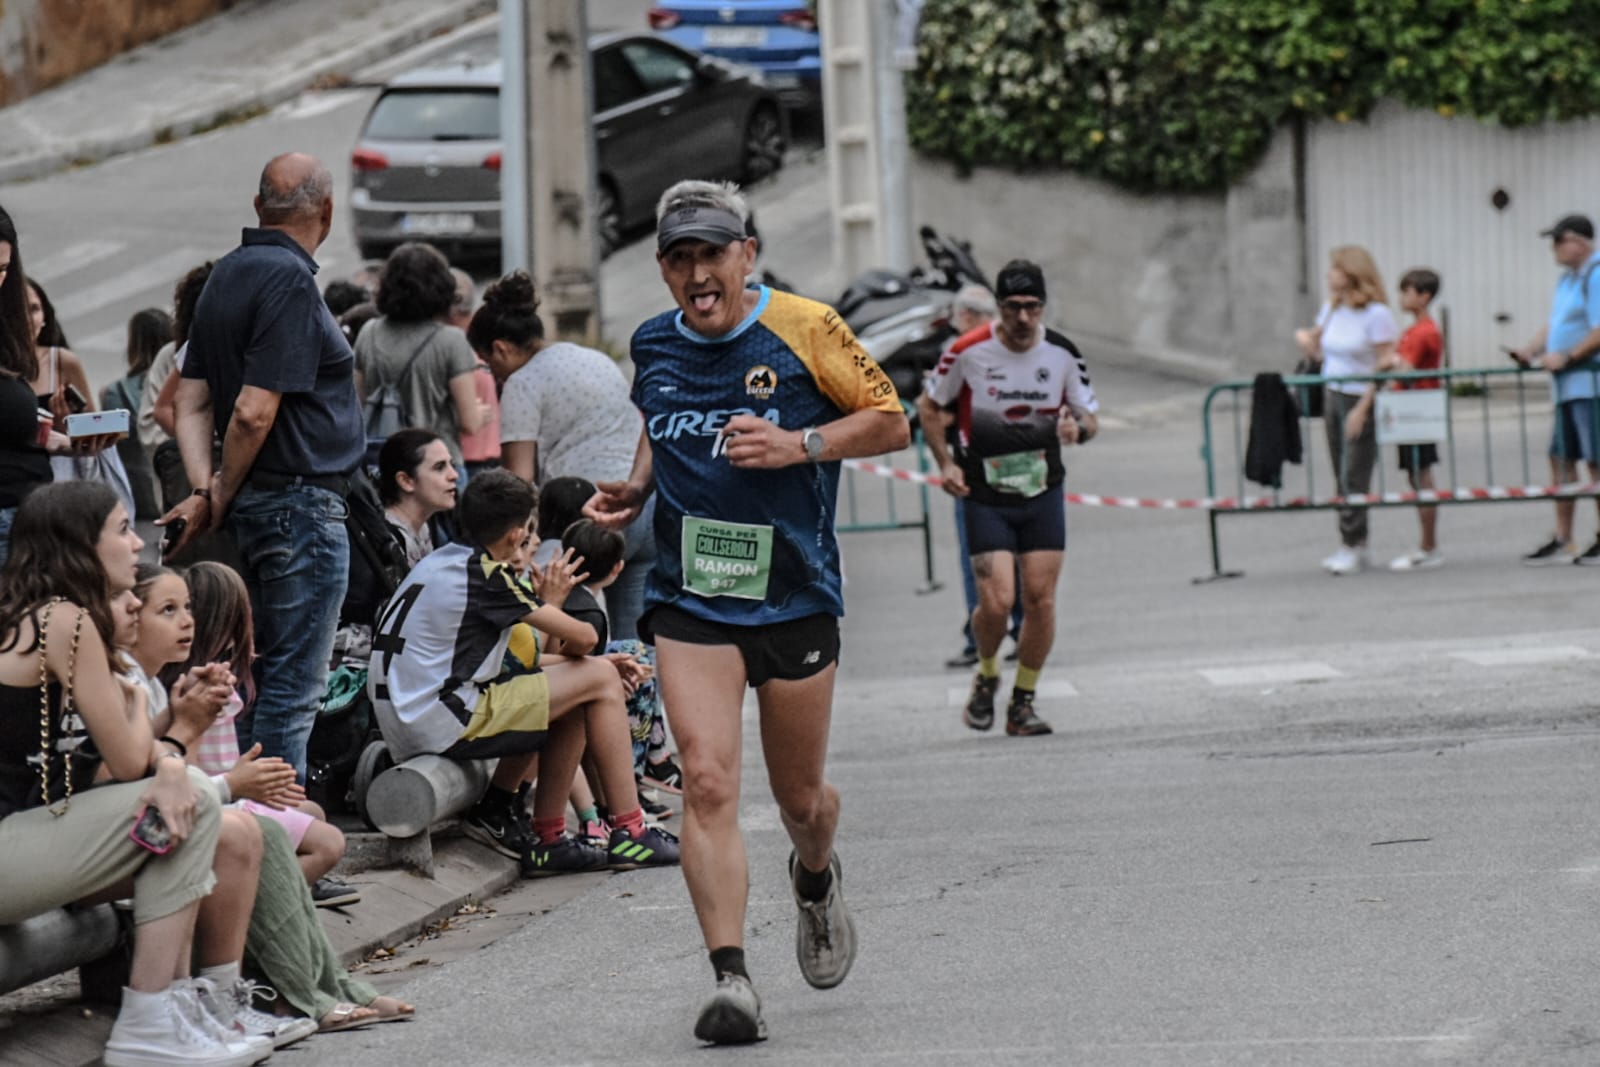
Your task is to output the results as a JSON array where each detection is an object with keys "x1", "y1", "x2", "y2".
[{"x1": 906, "y1": 0, "x2": 1600, "y2": 193}]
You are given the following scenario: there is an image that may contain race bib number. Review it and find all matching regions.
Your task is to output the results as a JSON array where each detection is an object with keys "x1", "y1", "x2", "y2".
[
  {"x1": 982, "y1": 450, "x2": 1049, "y2": 497},
  {"x1": 681, "y1": 516, "x2": 773, "y2": 600}
]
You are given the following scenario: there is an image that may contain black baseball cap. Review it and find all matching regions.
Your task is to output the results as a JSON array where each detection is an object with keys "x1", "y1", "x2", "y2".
[
  {"x1": 995, "y1": 260, "x2": 1046, "y2": 302},
  {"x1": 657, "y1": 203, "x2": 747, "y2": 252},
  {"x1": 1541, "y1": 214, "x2": 1595, "y2": 241}
]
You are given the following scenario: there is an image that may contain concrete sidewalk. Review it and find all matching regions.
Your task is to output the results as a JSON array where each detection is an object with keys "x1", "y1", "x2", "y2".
[{"x1": 0, "y1": 0, "x2": 493, "y2": 184}]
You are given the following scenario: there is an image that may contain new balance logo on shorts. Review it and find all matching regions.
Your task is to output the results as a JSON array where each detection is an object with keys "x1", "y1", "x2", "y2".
[{"x1": 802, "y1": 650, "x2": 821, "y2": 665}]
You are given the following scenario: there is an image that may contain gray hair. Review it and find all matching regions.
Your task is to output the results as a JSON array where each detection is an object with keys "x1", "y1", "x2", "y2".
[
  {"x1": 257, "y1": 161, "x2": 332, "y2": 222},
  {"x1": 952, "y1": 283, "x2": 997, "y2": 316},
  {"x1": 655, "y1": 179, "x2": 749, "y2": 226},
  {"x1": 449, "y1": 267, "x2": 476, "y2": 312}
]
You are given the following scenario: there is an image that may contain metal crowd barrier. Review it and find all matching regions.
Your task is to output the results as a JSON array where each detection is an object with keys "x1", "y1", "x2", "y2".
[
  {"x1": 835, "y1": 404, "x2": 942, "y2": 593},
  {"x1": 1198, "y1": 364, "x2": 1600, "y2": 580}
]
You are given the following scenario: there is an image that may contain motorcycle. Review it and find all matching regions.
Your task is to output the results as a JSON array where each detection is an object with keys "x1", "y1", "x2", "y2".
[{"x1": 836, "y1": 226, "x2": 987, "y2": 402}]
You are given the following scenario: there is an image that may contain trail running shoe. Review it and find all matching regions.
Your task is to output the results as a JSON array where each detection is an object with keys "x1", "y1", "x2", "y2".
[
  {"x1": 521, "y1": 834, "x2": 608, "y2": 878},
  {"x1": 1576, "y1": 537, "x2": 1600, "y2": 565},
  {"x1": 963, "y1": 674, "x2": 999, "y2": 731},
  {"x1": 462, "y1": 796, "x2": 533, "y2": 859},
  {"x1": 693, "y1": 973, "x2": 767, "y2": 1045},
  {"x1": 1523, "y1": 537, "x2": 1573, "y2": 566},
  {"x1": 607, "y1": 825, "x2": 681, "y2": 870},
  {"x1": 641, "y1": 755, "x2": 684, "y2": 794},
  {"x1": 1005, "y1": 689, "x2": 1053, "y2": 736},
  {"x1": 789, "y1": 850, "x2": 857, "y2": 989}
]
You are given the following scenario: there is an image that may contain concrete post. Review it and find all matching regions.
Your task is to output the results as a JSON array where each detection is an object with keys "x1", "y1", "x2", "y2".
[
  {"x1": 820, "y1": 0, "x2": 912, "y2": 279},
  {"x1": 0, "y1": 906, "x2": 121, "y2": 996},
  {"x1": 526, "y1": 0, "x2": 601, "y2": 344},
  {"x1": 365, "y1": 755, "x2": 494, "y2": 839}
]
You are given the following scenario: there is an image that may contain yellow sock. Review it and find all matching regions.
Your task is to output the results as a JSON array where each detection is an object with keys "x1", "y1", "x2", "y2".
[
  {"x1": 977, "y1": 654, "x2": 1000, "y2": 679},
  {"x1": 1014, "y1": 665, "x2": 1041, "y2": 692}
]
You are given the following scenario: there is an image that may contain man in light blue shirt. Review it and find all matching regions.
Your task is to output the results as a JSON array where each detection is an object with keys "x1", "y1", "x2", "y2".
[{"x1": 1512, "y1": 214, "x2": 1600, "y2": 564}]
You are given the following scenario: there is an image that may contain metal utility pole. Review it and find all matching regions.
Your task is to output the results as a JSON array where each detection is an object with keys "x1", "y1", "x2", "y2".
[
  {"x1": 819, "y1": 0, "x2": 913, "y2": 278},
  {"x1": 498, "y1": 0, "x2": 600, "y2": 343}
]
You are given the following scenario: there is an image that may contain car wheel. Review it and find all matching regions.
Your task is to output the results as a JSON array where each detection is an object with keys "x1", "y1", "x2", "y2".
[
  {"x1": 741, "y1": 106, "x2": 785, "y2": 184},
  {"x1": 596, "y1": 179, "x2": 622, "y2": 259}
]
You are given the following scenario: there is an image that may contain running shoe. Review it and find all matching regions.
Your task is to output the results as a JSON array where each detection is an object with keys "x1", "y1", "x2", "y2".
[
  {"x1": 521, "y1": 834, "x2": 608, "y2": 878},
  {"x1": 1523, "y1": 537, "x2": 1573, "y2": 566},
  {"x1": 943, "y1": 648, "x2": 978, "y2": 670},
  {"x1": 693, "y1": 973, "x2": 767, "y2": 1045},
  {"x1": 1388, "y1": 550, "x2": 1443, "y2": 572},
  {"x1": 963, "y1": 674, "x2": 999, "y2": 731},
  {"x1": 462, "y1": 796, "x2": 532, "y2": 859},
  {"x1": 311, "y1": 876, "x2": 361, "y2": 909},
  {"x1": 641, "y1": 755, "x2": 684, "y2": 795},
  {"x1": 1005, "y1": 689, "x2": 1053, "y2": 737},
  {"x1": 607, "y1": 825, "x2": 681, "y2": 870},
  {"x1": 1576, "y1": 537, "x2": 1600, "y2": 565},
  {"x1": 637, "y1": 784, "x2": 675, "y2": 821},
  {"x1": 789, "y1": 850, "x2": 857, "y2": 989}
]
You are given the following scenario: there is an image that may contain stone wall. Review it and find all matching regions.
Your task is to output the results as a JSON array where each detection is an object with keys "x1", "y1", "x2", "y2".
[
  {"x1": 911, "y1": 129, "x2": 1307, "y2": 381},
  {"x1": 0, "y1": 0, "x2": 232, "y2": 106}
]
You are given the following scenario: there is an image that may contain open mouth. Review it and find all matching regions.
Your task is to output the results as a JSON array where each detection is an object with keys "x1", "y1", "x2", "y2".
[{"x1": 690, "y1": 291, "x2": 719, "y2": 314}]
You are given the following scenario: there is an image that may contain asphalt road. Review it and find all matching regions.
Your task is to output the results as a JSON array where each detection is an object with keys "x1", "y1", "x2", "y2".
[{"x1": 11, "y1": 7, "x2": 1600, "y2": 1062}]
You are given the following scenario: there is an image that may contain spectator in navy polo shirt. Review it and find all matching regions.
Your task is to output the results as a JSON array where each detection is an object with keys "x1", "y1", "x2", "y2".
[{"x1": 159, "y1": 152, "x2": 363, "y2": 779}]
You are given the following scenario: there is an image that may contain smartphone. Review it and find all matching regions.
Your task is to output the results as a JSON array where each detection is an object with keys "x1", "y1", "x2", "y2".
[
  {"x1": 162, "y1": 518, "x2": 188, "y2": 555},
  {"x1": 63, "y1": 383, "x2": 88, "y2": 414},
  {"x1": 129, "y1": 806, "x2": 173, "y2": 855}
]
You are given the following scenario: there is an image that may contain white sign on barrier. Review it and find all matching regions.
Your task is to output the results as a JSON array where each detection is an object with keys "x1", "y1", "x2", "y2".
[{"x1": 1375, "y1": 389, "x2": 1448, "y2": 445}]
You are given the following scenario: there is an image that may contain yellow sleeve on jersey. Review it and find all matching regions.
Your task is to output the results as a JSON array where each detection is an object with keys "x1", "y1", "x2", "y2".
[
  {"x1": 761, "y1": 290, "x2": 904, "y2": 416},
  {"x1": 506, "y1": 623, "x2": 540, "y2": 670}
]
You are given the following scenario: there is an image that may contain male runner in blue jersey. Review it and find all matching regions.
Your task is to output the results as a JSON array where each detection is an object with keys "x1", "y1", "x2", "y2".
[{"x1": 588, "y1": 179, "x2": 910, "y2": 1044}]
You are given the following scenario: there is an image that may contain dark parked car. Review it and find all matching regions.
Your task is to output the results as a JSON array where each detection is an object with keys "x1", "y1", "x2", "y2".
[
  {"x1": 648, "y1": 2, "x2": 821, "y2": 110},
  {"x1": 349, "y1": 31, "x2": 786, "y2": 262}
]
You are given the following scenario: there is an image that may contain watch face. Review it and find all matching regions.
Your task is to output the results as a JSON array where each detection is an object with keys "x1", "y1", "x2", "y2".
[{"x1": 805, "y1": 430, "x2": 824, "y2": 459}]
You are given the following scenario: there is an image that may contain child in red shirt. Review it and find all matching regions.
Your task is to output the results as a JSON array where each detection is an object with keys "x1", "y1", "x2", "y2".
[{"x1": 1388, "y1": 269, "x2": 1444, "y2": 571}]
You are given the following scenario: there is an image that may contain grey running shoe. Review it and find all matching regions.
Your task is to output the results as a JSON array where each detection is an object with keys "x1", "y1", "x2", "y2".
[
  {"x1": 963, "y1": 674, "x2": 999, "y2": 731},
  {"x1": 693, "y1": 974, "x2": 767, "y2": 1044},
  {"x1": 789, "y1": 850, "x2": 857, "y2": 989}
]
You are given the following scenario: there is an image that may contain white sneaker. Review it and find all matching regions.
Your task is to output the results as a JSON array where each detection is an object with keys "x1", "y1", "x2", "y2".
[
  {"x1": 1323, "y1": 546, "x2": 1366, "y2": 575},
  {"x1": 207, "y1": 976, "x2": 317, "y2": 1049},
  {"x1": 104, "y1": 986, "x2": 269, "y2": 1067},
  {"x1": 1388, "y1": 550, "x2": 1443, "y2": 572},
  {"x1": 174, "y1": 980, "x2": 274, "y2": 1062}
]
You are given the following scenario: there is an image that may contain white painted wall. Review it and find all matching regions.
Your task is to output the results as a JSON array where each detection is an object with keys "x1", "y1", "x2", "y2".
[{"x1": 1306, "y1": 100, "x2": 1600, "y2": 368}]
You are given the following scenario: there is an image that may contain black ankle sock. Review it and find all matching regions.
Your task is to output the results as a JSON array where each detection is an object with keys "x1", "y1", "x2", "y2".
[
  {"x1": 793, "y1": 859, "x2": 833, "y2": 902},
  {"x1": 709, "y1": 946, "x2": 748, "y2": 980}
]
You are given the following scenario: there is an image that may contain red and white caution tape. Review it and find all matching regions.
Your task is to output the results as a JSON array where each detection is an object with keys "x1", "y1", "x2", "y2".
[{"x1": 842, "y1": 459, "x2": 1600, "y2": 512}]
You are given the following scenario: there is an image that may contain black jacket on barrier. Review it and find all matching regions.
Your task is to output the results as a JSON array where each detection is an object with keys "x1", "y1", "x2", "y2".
[{"x1": 1245, "y1": 372, "x2": 1303, "y2": 489}]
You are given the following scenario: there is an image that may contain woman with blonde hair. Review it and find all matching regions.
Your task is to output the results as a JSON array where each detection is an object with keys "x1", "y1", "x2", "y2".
[{"x1": 1293, "y1": 245, "x2": 1399, "y2": 575}]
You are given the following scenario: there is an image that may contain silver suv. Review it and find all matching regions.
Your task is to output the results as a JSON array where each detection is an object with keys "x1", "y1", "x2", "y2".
[{"x1": 349, "y1": 31, "x2": 785, "y2": 263}]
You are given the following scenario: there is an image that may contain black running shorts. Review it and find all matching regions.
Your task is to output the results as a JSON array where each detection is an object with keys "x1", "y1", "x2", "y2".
[
  {"x1": 645, "y1": 606, "x2": 840, "y2": 688},
  {"x1": 963, "y1": 490, "x2": 1066, "y2": 556}
]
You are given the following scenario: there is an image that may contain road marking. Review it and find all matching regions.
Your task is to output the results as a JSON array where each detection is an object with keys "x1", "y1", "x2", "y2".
[
  {"x1": 946, "y1": 679, "x2": 1077, "y2": 705},
  {"x1": 1199, "y1": 661, "x2": 1341, "y2": 686},
  {"x1": 1449, "y1": 645, "x2": 1591, "y2": 666},
  {"x1": 55, "y1": 247, "x2": 207, "y2": 323},
  {"x1": 29, "y1": 239, "x2": 126, "y2": 283},
  {"x1": 276, "y1": 90, "x2": 365, "y2": 122}
]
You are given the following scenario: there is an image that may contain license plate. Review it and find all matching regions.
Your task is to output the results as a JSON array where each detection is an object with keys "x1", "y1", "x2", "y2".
[
  {"x1": 399, "y1": 212, "x2": 475, "y2": 235},
  {"x1": 703, "y1": 27, "x2": 767, "y2": 48}
]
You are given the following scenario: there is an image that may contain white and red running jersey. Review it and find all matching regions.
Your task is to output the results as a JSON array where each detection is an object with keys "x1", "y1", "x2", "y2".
[{"x1": 923, "y1": 325, "x2": 1097, "y2": 505}]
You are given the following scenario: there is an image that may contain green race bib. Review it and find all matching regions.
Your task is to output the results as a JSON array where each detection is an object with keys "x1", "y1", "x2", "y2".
[
  {"x1": 681, "y1": 516, "x2": 773, "y2": 600},
  {"x1": 982, "y1": 449, "x2": 1049, "y2": 497}
]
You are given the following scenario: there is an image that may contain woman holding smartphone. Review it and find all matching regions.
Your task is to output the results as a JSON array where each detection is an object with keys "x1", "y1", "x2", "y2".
[{"x1": 0, "y1": 481, "x2": 268, "y2": 1067}]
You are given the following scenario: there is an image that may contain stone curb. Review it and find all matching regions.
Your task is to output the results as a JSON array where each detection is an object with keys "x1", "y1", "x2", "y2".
[{"x1": 0, "y1": 0, "x2": 495, "y2": 186}]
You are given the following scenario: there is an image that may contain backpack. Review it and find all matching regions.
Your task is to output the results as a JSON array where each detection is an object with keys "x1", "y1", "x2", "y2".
[
  {"x1": 342, "y1": 468, "x2": 410, "y2": 615},
  {"x1": 362, "y1": 325, "x2": 440, "y2": 462}
]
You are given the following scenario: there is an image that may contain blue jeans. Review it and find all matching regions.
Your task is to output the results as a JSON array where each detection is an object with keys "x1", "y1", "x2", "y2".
[
  {"x1": 0, "y1": 506, "x2": 14, "y2": 569},
  {"x1": 954, "y1": 498, "x2": 1023, "y2": 654},
  {"x1": 228, "y1": 484, "x2": 349, "y2": 782},
  {"x1": 605, "y1": 495, "x2": 657, "y2": 643}
]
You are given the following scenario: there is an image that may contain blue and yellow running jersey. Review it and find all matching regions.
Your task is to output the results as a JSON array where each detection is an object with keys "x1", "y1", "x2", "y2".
[{"x1": 631, "y1": 286, "x2": 903, "y2": 627}]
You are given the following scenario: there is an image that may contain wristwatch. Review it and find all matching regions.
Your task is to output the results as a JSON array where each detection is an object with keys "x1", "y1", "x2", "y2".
[{"x1": 801, "y1": 427, "x2": 825, "y2": 463}]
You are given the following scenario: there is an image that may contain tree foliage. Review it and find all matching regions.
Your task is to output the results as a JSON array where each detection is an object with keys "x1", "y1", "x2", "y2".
[{"x1": 906, "y1": 0, "x2": 1600, "y2": 192}]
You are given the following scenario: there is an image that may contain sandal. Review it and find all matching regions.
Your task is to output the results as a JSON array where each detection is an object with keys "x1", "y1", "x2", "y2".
[
  {"x1": 368, "y1": 995, "x2": 415, "y2": 1023},
  {"x1": 318, "y1": 1002, "x2": 380, "y2": 1033}
]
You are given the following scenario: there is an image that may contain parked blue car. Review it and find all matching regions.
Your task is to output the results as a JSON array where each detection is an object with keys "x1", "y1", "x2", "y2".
[{"x1": 649, "y1": 2, "x2": 821, "y2": 109}]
